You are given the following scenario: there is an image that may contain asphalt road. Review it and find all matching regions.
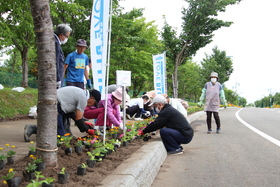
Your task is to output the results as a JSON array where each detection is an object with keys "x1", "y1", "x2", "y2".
[{"x1": 152, "y1": 107, "x2": 280, "y2": 187}]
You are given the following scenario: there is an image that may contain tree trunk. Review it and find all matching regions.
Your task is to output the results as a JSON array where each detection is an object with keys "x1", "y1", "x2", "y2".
[
  {"x1": 172, "y1": 62, "x2": 179, "y2": 98},
  {"x1": 21, "y1": 47, "x2": 29, "y2": 87},
  {"x1": 29, "y1": 0, "x2": 57, "y2": 167}
]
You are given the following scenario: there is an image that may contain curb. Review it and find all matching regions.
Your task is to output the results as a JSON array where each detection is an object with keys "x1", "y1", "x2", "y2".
[{"x1": 98, "y1": 111, "x2": 205, "y2": 187}]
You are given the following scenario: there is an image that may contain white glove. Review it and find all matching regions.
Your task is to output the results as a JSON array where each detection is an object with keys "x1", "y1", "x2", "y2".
[
  {"x1": 119, "y1": 122, "x2": 126, "y2": 131},
  {"x1": 144, "y1": 111, "x2": 151, "y2": 117}
]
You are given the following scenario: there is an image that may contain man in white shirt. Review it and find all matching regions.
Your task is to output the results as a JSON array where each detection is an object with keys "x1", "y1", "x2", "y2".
[{"x1": 126, "y1": 95, "x2": 150, "y2": 120}]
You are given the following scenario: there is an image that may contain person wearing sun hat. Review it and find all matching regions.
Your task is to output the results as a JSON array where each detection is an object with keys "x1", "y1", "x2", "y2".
[
  {"x1": 138, "y1": 94, "x2": 194, "y2": 155},
  {"x1": 198, "y1": 72, "x2": 227, "y2": 134},
  {"x1": 84, "y1": 88, "x2": 126, "y2": 129},
  {"x1": 63, "y1": 39, "x2": 92, "y2": 89}
]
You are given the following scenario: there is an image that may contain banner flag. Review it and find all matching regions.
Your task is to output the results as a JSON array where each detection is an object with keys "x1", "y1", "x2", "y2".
[
  {"x1": 90, "y1": 0, "x2": 110, "y2": 98},
  {"x1": 152, "y1": 53, "x2": 166, "y2": 95}
]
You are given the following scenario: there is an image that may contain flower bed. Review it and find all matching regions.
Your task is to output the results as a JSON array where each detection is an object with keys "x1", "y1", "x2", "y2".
[{"x1": 0, "y1": 118, "x2": 155, "y2": 186}]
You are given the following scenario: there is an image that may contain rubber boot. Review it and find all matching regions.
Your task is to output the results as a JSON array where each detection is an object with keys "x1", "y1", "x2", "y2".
[{"x1": 24, "y1": 124, "x2": 37, "y2": 142}]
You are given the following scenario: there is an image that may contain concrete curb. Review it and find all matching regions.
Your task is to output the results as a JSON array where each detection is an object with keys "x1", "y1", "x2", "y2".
[{"x1": 98, "y1": 111, "x2": 205, "y2": 187}]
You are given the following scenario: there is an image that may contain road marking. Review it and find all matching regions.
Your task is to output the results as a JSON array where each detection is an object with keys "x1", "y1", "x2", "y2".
[{"x1": 236, "y1": 108, "x2": 280, "y2": 147}]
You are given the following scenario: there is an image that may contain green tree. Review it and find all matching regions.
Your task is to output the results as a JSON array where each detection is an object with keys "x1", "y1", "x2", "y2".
[
  {"x1": 29, "y1": 0, "x2": 57, "y2": 166},
  {"x1": 110, "y1": 5, "x2": 162, "y2": 96},
  {"x1": 200, "y1": 46, "x2": 233, "y2": 84},
  {"x1": 177, "y1": 60, "x2": 202, "y2": 101},
  {"x1": 161, "y1": 0, "x2": 240, "y2": 98},
  {"x1": 224, "y1": 87, "x2": 238, "y2": 105}
]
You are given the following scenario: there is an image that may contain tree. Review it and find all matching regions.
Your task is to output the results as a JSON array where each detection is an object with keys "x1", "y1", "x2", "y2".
[
  {"x1": 0, "y1": 0, "x2": 35, "y2": 87},
  {"x1": 161, "y1": 0, "x2": 241, "y2": 98},
  {"x1": 177, "y1": 60, "x2": 202, "y2": 101},
  {"x1": 29, "y1": 0, "x2": 57, "y2": 166},
  {"x1": 110, "y1": 5, "x2": 162, "y2": 96},
  {"x1": 200, "y1": 46, "x2": 233, "y2": 84}
]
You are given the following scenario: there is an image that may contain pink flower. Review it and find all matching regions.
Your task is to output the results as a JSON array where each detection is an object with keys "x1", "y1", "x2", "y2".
[{"x1": 119, "y1": 134, "x2": 124, "y2": 138}]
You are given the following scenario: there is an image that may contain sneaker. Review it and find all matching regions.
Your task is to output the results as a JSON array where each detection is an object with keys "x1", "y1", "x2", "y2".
[
  {"x1": 168, "y1": 148, "x2": 183, "y2": 155},
  {"x1": 180, "y1": 146, "x2": 184, "y2": 152},
  {"x1": 216, "y1": 128, "x2": 221, "y2": 133},
  {"x1": 207, "y1": 129, "x2": 212, "y2": 134},
  {"x1": 126, "y1": 114, "x2": 132, "y2": 120},
  {"x1": 134, "y1": 118, "x2": 143, "y2": 121}
]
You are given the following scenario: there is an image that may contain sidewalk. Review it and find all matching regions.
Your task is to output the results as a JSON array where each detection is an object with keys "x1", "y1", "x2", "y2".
[{"x1": 0, "y1": 111, "x2": 205, "y2": 187}]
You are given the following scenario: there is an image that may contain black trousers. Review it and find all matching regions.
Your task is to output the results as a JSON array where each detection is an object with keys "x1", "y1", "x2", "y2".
[
  {"x1": 126, "y1": 105, "x2": 141, "y2": 118},
  {"x1": 206, "y1": 111, "x2": 221, "y2": 130}
]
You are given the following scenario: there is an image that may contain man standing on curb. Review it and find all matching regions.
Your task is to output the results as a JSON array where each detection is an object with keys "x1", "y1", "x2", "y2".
[{"x1": 139, "y1": 94, "x2": 194, "y2": 155}]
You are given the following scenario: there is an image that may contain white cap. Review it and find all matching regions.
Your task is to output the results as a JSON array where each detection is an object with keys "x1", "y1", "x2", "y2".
[{"x1": 150, "y1": 94, "x2": 167, "y2": 105}]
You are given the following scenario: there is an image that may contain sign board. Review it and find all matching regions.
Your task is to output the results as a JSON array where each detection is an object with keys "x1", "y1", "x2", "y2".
[{"x1": 116, "y1": 70, "x2": 131, "y2": 86}]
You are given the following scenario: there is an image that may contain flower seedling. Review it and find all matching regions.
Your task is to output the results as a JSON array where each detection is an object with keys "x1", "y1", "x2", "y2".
[
  {"x1": 80, "y1": 163, "x2": 87, "y2": 168},
  {"x1": 25, "y1": 163, "x2": 37, "y2": 173},
  {"x1": 30, "y1": 155, "x2": 43, "y2": 163},
  {"x1": 59, "y1": 167, "x2": 66, "y2": 174},
  {"x1": 28, "y1": 141, "x2": 36, "y2": 152},
  {"x1": 0, "y1": 147, "x2": 7, "y2": 161},
  {"x1": 6, "y1": 144, "x2": 16, "y2": 157},
  {"x1": 2, "y1": 168, "x2": 15, "y2": 180}
]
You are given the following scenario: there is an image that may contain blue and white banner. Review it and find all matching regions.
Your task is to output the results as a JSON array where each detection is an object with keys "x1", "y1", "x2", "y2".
[
  {"x1": 152, "y1": 53, "x2": 166, "y2": 95},
  {"x1": 90, "y1": 0, "x2": 110, "y2": 98}
]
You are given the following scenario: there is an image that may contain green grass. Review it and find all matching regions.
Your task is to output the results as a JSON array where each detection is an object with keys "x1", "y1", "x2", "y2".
[{"x1": 0, "y1": 87, "x2": 38, "y2": 120}]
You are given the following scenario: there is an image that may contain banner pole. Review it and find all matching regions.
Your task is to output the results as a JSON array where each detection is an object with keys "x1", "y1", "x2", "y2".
[{"x1": 103, "y1": 0, "x2": 113, "y2": 144}]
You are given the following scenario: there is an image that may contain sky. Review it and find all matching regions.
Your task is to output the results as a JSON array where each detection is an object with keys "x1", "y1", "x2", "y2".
[{"x1": 119, "y1": 0, "x2": 280, "y2": 103}]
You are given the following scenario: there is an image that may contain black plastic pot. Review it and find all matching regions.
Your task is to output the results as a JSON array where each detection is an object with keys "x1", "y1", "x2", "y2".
[
  {"x1": 28, "y1": 151, "x2": 37, "y2": 156},
  {"x1": 42, "y1": 182, "x2": 54, "y2": 187},
  {"x1": 64, "y1": 147, "x2": 72, "y2": 155},
  {"x1": 7, "y1": 156, "x2": 15, "y2": 165},
  {"x1": 35, "y1": 162, "x2": 46, "y2": 171},
  {"x1": 58, "y1": 173, "x2": 69, "y2": 184},
  {"x1": 6, "y1": 177, "x2": 21, "y2": 187},
  {"x1": 74, "y1": 146, "x2": 83, "y2": 154},
  {"x1": 22, "y1": 170, "x2": 35, "y2": 181},
  {"x1": 0, "y1": 160, "x2": 6, "y2": 170},
  {"x1": 86, "y1": 159, "x2": 96, "y2": 168},
  {"x1": 77, "y1": 165, "x2": 86, "y2": 176}
]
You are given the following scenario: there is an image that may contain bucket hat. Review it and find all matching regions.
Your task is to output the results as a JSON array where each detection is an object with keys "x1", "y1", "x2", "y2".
[
  {"x1": 112, "y1": 88, "x2": 123, "y2": 101},
  {"x1": 209, "y1": 72, "x2": 218, "y2": 79},
  {"x1": 76, "y1": 39, "x2": 87, "y2": 47}
]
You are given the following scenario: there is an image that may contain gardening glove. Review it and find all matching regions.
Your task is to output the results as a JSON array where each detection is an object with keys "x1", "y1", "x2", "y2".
[
  {"x1": 86, "y1": 79, "x2": 92, "y2": 89},
  {"x1": 140, "y1": 108, "x2": 146, "y2": 114},
  {"x1": 138, "y1": 130, "x2": 144, "y2": 136},
  {"x1": 197, "y1": 101, "x2": 203, "y2": 107},
  {"x1": 199, "y1": 88, "x2": 206, "y2": 101},
  {"x1": 84, "y1": 121, "x2": 94, "y2": 129},
  {"x1": 87, "y1": 129, "x2": 95, "y2": 135},
  {"x1": 144, "y1": 111, "x2": 151, "y2": 117},
  {"x1": 119, "y1": 122, "x2": 126, "y2": 131}
]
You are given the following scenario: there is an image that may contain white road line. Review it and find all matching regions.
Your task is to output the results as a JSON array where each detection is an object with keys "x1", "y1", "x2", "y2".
[{"x1": 235, "y1": 108, "x2": 280, "y2": 147}]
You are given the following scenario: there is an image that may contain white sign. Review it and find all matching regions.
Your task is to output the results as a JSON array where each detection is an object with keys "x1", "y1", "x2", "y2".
[{"x1": 116, "y1": 70, "x2": 131, "y2": 86}]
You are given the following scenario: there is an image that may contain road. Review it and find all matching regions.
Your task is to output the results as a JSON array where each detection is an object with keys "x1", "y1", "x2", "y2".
[{"x1": 152, "y1": 107, "x2": 280, "y2": 187}]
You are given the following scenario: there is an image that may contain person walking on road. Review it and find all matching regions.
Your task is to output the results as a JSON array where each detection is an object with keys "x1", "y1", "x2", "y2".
[
  {"x1": 54, "y1": 23, "x2": 72, "y2": 89},
  {"x1": 198, "y1": 72, "x2": 227, "y2": 134},
  {"x1": 63, "y1": 39, "x2": 92, "y2": 89},
  {"x1": 138, "y1": 94, "x2": 194, "y2": 155}
]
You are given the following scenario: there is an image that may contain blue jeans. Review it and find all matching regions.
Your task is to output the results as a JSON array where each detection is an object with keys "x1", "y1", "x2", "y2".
[{"x1": 160, "y1": 128, "x2": 193, "y2": 152}]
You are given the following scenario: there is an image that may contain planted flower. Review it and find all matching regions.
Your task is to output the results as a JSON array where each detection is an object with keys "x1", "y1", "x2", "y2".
[{"x1": 28, "y1": 141, "x2": 36, "y2": 156}]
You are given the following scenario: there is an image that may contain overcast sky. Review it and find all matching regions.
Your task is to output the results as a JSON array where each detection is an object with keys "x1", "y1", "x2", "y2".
[{"x1": 119, "y1": 0, "x2": 280, "y2": 103}]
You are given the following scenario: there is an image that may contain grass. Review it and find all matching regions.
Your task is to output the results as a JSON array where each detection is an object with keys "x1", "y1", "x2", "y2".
[{"x1": 0, "y1": 87, "x2": 38, "y2": 120}]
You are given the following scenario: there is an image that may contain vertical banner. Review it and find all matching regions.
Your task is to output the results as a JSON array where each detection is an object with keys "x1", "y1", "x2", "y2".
[
  {"x1": 153, "y1": 53, "x2": 166, "y2": 94},
  {"x1": 90, "y1": 0, "x2": 110, "y2": 98}
]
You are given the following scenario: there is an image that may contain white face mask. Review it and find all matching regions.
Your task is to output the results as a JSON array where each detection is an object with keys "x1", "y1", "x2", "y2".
[
  {"x1": 61, "y1": 38, "x2": 68, "y2": 45},
  {"x1": 211, "y1": 78, "x2": 217, "y2": 83},
  {"x1": 155, "y1": 107, "x2": 161, "y2": 113}
]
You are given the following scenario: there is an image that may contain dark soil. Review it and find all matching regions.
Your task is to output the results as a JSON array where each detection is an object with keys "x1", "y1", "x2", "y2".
[{"x1": 0, "y1": 138, "x2": 151, "y2": 187}]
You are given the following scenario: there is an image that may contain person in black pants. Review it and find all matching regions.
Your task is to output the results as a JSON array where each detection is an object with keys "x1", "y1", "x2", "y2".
[{"x1": 139, "y1": 95, "x2": 194, "y2": 155}]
